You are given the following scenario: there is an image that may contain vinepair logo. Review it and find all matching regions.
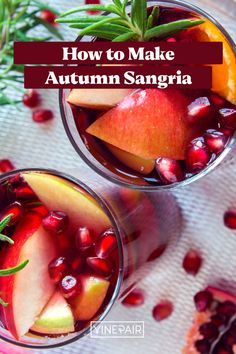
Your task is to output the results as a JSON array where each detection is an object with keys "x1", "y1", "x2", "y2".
[{"x1": 90, "y1": 321, "x2": 145, "y2": 338}]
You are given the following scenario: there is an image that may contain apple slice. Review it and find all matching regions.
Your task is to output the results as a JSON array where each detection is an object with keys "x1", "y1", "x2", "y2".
[
  {"x1": 105, "y1": 143, "x2": 155, "y2": 175},
  {"x1": 0, "y1": 212, "x2": 57, "y2": 339},
  {"x1": 22, "y1": 172, "x2": 111, "y2": 235},
  {"x1": 31, "y1": 291, "x2": 74, "y2": 335},
  {"x1": 71, "y1": 275, "x2": 110, "y2": 321},
  {"x1": 87, "y1": 89, "x2": 197, "y2": 160},
  {"x1": 67, "y1": 88, "x2": 132, "y2": 110}
]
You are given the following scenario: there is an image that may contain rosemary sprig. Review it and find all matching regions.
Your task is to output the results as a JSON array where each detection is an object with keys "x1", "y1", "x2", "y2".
[
  {"x1": 56, "y1": 0, "x2": 204, "y2": 42},
  {"x1": 0, "y1": 214, "x2": 29, "y2": 306},
  {"x1": 0, "y1": 0, "x2": 62, "y2": 106}
]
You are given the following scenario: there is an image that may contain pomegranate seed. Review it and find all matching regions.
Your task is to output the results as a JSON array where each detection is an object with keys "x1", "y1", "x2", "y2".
[
  {"x1": 152, "y1": 300, "x2": 173, "y2": 321},
  {"x1": 147, "y1": 245, "x2": 166, "y2": 262},
  {"x1": 194, "y1": 339, "x2": 210, "y2": 354},
  {"x1": 218, "y1": 301, "x2": 236, "y2": 317},
  {"x1": 224, "y1": 209, "x2": 236, "y2": 229},
  {"x1": 42, "y1": 211, "x2": 68, "y2": 233},
  {"x1": 219, "y1": 127, "x2": 234, "y2": 137},
  {"x1": 210, "y1": 94, "x2": 226, "y2": 107},
  {"x1": 95, "y1": 229, "x2": 117, "y2": 258},
  {"x1": 166, "y1": 37, "x2": 177, "y2": 42},
  {"x1": 76, "y1": 227, "x2": 93, "y2": 250},
  {"x1": 85, "y1": 0, "x2": 101, "y2": 15},
  {"x1": 71, "y1": 256, "x2": 83, "y2": 273},
  {"x1": 8, "y1": 174, "x2": 23, "y2": 188},
  {"x1": 122, "y1": 289, "x2": 145, "y2": 307},
  {"x1": 0, "y1": 159, "x2": 14, "y2": 173},
  {"x1": 216, "y1": 349, "x2": 232, "y2": 354},
  {"x1": 194, "y1": 290, "x2": 213, "y2": 312},
  {"x1": 48, "y1": 257, "x2": 70, "y2": 283},
  {"x1": 41, "y1": 10, "x2": 57, "y2": 25},
  {"x1": 155, "y1": 158, "x2": 184, "y2": 184},
  {"x1": 22, "y1": 90, "x2": 40, "y2": 108},
  {"x1": 14, "y1": 185, "x2": 35, "y2": 200},
  {"x1": 204, "y1": 129, "x2": 228, "y2": 154},
  {"x1": 211, "y1": 314, "x2": 226, "y2": 327},
  {"x1": 87, "y1": 257, "x2": 112, "y2": 277},
  {"x1": 219, "y1": 108, "x2": 236, "y2": 129},
  {"x1": 187, "y1": 97, "x2": 211, "y2": 123},
  {"x1": 199, "y1": 322, "x2": 219, "y2": 339},
  {"x1": 1, "y1": 202, "x2": 23, "y2": 226},
  {"x1": 182, "y1": 249, "x2": 202, "y2": 275},
  {"x1": 225, "y1": 333, "x2": 236, "y2": 347},
  {"x1": 60, "y1": 275, "x2": 81, "y2": 299},
  {"x1": 32, "y1": 109, "x2": 53, "y2": 123},
  {"x1": 186, "y1": 137, "x2": 210, "y2": 173}
]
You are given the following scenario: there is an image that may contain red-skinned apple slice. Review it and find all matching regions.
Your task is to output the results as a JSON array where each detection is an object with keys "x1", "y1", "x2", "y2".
[
  {"x1": 105, "y1": 143, "x2": 155, "y2": 175},
  {"x1": 70, "y1": 275, "x2": 110, "y2": 321},
  {"x1": 67, "y1": 88, "x2": 132, "y2": 110},
  {"x1": 0, "y1": 212, "x2": 57, "y2": 339},
  {"x1": 87, "y1": 89, "x2": 198, "y2": 160}
]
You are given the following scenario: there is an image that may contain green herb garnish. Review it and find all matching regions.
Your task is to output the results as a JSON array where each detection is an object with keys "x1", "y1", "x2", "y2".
[
  {"x1": 0, "y1": 0, "x2": 63, "y2": 106},
  {"x1": 0, "y1": 214, "x2": 29, "y2": 306},
  {"x1": 56, "y1": 0, "x2": 204, "y2": 42}
]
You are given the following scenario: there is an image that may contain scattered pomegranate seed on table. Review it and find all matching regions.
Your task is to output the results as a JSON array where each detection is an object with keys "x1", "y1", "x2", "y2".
[
  {"x1": 194, "y1": 290, "x2": 213, "y2": 312},
  {"x1": 182, "y1": 249, "x2": 202, "y2": 275},
  {"x1": 85, "y1": 0, "x2": 101, "y2": 15},
  {"x1": 32, "y1": 109, "x2": 53, "y2": 123},
  {"x1": 1, "y1": 201, "x2": 24, "y2": 226},
  {"x1": 42, "y1": 211, "x2": 68, "y2": 233},
  {"x1": 76, "y1": 227, "x2": 93, "y2": 250},
  {"x1": 204, "y1": 129, "x2": 228, "y2": 154},
  {"x1": 186, "y1": 137, "x2": 210, "y2": 173},
  {"x1": 95, "y1": 229, "x2": 117, "y2": 258},
  {"x1": 22, "y1": 90, "x2": 40, "y2": 108},
  {"x1": 60, "y1": 275, "x2": 81, "y2": 299},
  {"x1": 0, "y1": 159, "x2": 15, "y2": 173},
  {"x1": 41, "y1": 10, "x2": 57, "y2": 25},
  {"x1": 155, "y1": 157, "x2": 184, "y2": 184},
  {"x1": 121, "y1": 289, "x2": 145, "y2": 307},
  {"x1": 87, "y1": 257, "x2": 113, "y2": 277},
  {"x1": 48, "y1": 256, "x2": 70, "y2": 283},
  {"x1": 152, "y1": 300, "x2": 173, "y2": 321},
  {"x1": 224, "y1": 209, "x2": 236, "y2": 229}
]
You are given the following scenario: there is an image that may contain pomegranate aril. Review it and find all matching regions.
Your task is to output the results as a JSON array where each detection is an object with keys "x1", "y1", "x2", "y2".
[
  {"x1": 210, "y1": 94, "x2": 226, "y2": 107},
  {"x1": 32, "y1": 109, "x2": 53, "y2": 123},
  {"x1": 155, "y1": 158, "x2": 184, "y2": 184},
  {"x1": 224, "y1": 209, "x2": 236, "y2": 230},
  {"x1": 0, "y1": 159, "x2": 14, "y2": 173},
  {"x1": 211, "y1": 314, "x2": 227, "y2": 327},
  {"x1": 194, "y1": 290, "x2": 213, "y2": 312},
  {"x1": 182, "y1": 249, "x2": 202, "y2": 275},
  {"x1": 41, "y1": 10, "x2": 57, "y2": 24},
  {"x1": 224, "y1": 333, "x2": 236, "y2": 347},
  {"x1": 85, "y1": 0, "x2": 101, "y2": 14},
  {"x1": 60, "y1": 275, "x2": 81, "y2": 299},
  {"x1": 42, "y1": 211, "x2": 68, "y2": 233},
  {"x1": 22, "y1": 90, "x2": 40, "y2": 108},
  {"x1": 71, "y1": 256, "x2": 83, "y2": 273},
  {"x1": 199, "y1": 322, "x2": 219, "y2": 340},
  {"x1": 152, "y1": 300, "x2": 173, "y2": 321},
  {"x1": 147, "y1": 245, "x2": 166, "y2": 262},
  {"x1": 14, "y1": 185, "x2": 35, "y2": 200},
  {"x1": 95, "y1": 229, "x2": 117, "y2": 258},
  {"x1": 121, "y1": 289, "x2": 145, "y2": 307},
  {"x1": 204, "y1": 129, "x2": 228, "y2": 154},
  {"x1": 87, "y1": 257, "x2": 112, "y2": 277},
  {"x1": 1, "y1": 202, "x2": 23, "y2": 226},
  {"x1": 48, "y1": 256, "x2": 70, "y2": 283},
  {"x1": 217, "y1": 301, "x2": 236, "y2": 317},
  {"x1": 187, "y1": 97, "x2": 211, "y2": 122},
  {"x1": 186, "y1": 137, "x2": 210, "y2": 173},
  {"x1": 219, "y1": 108, "x2": 236, "y2": 129},
  {"x1": 195, "y1": 339, "x2": 211, "y2": 354},
  {"x1": 76, "y1": 227, "x2": 93, "y2": 250}
]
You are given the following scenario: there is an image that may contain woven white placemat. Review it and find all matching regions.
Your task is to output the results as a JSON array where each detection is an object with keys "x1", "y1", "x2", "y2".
[{"x1": 0, "y1": 1, "x2": 236, "y2": 353}]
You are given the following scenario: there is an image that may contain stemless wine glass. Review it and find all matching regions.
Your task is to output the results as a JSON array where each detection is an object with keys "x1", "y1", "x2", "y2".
[
  {"x1": 60, "y1": 0, "x2": 236, "y2": 191},
  {"x1": 0, "y1": 168, "x2": 181, "y2": 349}
]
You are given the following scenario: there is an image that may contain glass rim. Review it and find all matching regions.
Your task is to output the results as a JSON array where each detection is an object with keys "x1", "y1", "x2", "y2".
[
  {"x1": 59, "y1": 0, "x2": 236, "y2": 191},
  {"x1": 0, "y1": 168, "x2": 124, "y2": 349}
]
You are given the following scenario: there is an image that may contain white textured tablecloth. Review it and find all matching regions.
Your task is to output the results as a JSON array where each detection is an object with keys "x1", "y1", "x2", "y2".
[{"x1": 0, "y1": 1, "x2": 236, "y2": 353}]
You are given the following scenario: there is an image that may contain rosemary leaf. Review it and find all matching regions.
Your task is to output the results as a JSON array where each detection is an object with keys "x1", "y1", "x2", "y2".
[
  {"x1": 131, "y1": 0, "x2": 147, "y2": 36},
  {"x1": 59, "y1": 4, "x2": 120, "y2": 19},
  {"x1": 0, "y1": 260, "x2": 29, "y2": 276},
  {"x1": 144, "y1": 19, "x2": 204, "y2": 40},
  {"x1": 34, "y1": 16, "x2": 63, "y2": 40},
  {"x1": 113, "y1": 31, "x2": 138, "y2": 42},
  {"x1": 0, "y1": 234, "x2": 14, "y2": 245},
  {"x1": 79, "y1": 17, "x2": 121, "y2": 36},
  {"x1": 0, "y1": 298, "x2": 8, "y2": 307},
  {"x1": 147, "y1": 5, "x2": 159, "y2": 29},
  {"x1": 0, "y1": 214, "x2": 13, "y2": 233}
]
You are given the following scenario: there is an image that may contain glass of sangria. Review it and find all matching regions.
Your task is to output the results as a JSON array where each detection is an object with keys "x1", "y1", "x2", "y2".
[
  {"x1": 60, "y1": 0, "x2": 236, "y2": 190},
  {"x1": 0, "y1": 169, "x2": 181, "y2": 349}
]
